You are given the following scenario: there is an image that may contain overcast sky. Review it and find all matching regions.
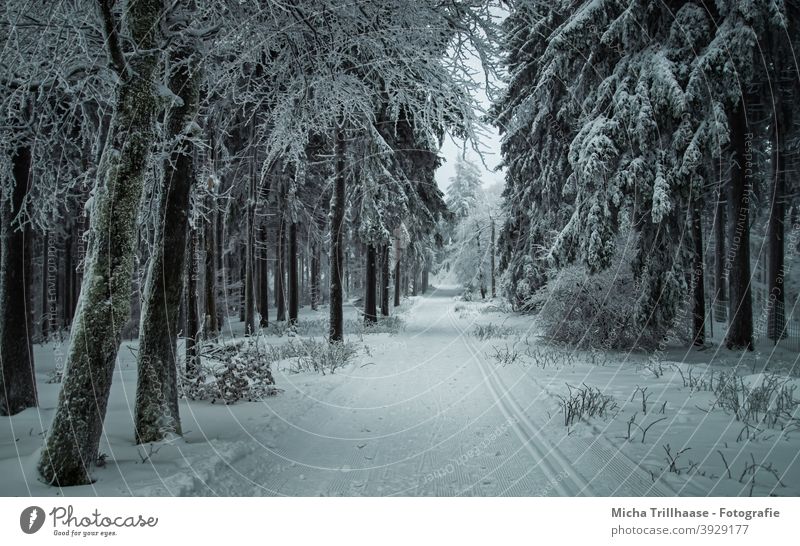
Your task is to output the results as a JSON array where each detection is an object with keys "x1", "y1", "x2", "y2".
[
  {"x1": 436, "y1": 124, "x2": 505, "y2": 195},
  {"x1": 435, "y1": 8, "x2": 507, "y2": 197}
]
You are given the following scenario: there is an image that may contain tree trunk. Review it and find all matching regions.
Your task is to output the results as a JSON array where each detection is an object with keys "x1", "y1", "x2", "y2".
[
  {"x1": 185, "y1": 226, "x2": 200, "y2": 376},
  {"x1": 288, "y1": 222, "x2": 299, "y2": 324},
  {"x1": 490, "y1": 219, "x2": 496, "y2": 298},
  {"x1": 380, "y1": 245, "x2": 390, "y2": 316},
  {"x1": 476, "y1": 225, "x2": 486, "y2": 299},
  {"x1": 276, "y1": 215, "x2": 286, "y2": 321},
  {"x1": 310, "y1": 242, "x2": 319, "y2": 311},
  {"x1": 204, "y1": 202, "x2": 219, "y2": 337},
  {"x1": 238, "y1": 243, "x2": 246, "y2": 322},
  {"x1": 0, "y1": 145, "x2": 37, "y2": 416},
  {"x1": 259, "y1": 224, "x2": 269, "y2": 327},
  {"x1": 38, "y1": 0, "x2": 164, "y2": 486},
  {"x1": 244, "y1": 168, "x2": 256, "y2": 335},
  {"x1": 411, "y1": 261, "x2": 418, "y2": 297},
  {"x1": 329, "y1": 125, "x2": 346, "y2": 342},
  {"x1": 300, "y1": 249, "x2": 306, "y2": 307},
  {"x1": 41, "y1": 233, "x2": 50, "y2": 339},
  {"x1": 394, "y1": 256, "x2": 401, "y2": 307},
  {"x1": 724, "y1": 102, "x2": 754, "y2": 351},
  {"x1": 767, "y1": 124, "x2": 786, "y2": 341},
  {"x1": 134, "y1": 45, "x2": 200, "y2": 444},
  {"x1": 714, "y1": 181, "x2": 726, "y2": 322},
  {"x1": 63, "y1": 227, "x2": 74, "y2": 329},
  {"x1": 364, "y1": 244, "x2": 378, "y2": 324},
  {"x1": 691, "y1": 200, "x2": 705, "y2": 346}
]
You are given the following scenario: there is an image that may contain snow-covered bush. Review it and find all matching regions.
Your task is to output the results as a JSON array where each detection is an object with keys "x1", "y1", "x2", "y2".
[
  {"x1": 530, "y1": 263, "x2": 680, "y2": 351},
  {"x1": 181, "y1": 338, "x2": 278, "y2": 404},
  {"x1": 350, "y1": 316, "x2": 405, "y2": 336},
  {"x1": 472, "y1": 323, "x2": 514, "y2": 340},
  {"x1": 273, "y1": 339, "x2": 358, "y2": 375}
]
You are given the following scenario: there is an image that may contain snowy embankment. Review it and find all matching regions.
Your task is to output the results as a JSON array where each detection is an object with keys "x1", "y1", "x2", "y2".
[
  {"x1": 0, "y1": 299, "x2": 412, "y2": 497},
  {"x1": 2, "y1": 288, "x2": 798, "y2": 496},
  {"x1": 454, "y1": 299, "x2": 800, "y2": 496}
]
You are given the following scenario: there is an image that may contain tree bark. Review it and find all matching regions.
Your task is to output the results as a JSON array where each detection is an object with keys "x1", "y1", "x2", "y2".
[
  {"x1": 204, "y1": 202, "x2": 219, "y2": 337},
  {"x1": 490, "y1": 218, "x2": 496, "y2": 298},
  {"x1": 0, "y1": 145, "x2": 37, "y2": 416},
  {"x1": 40, "y1": 233, "x2": 49, "y2": 339},
  {"x1": 411, "y1": 260, "x2": 419, "y2": 297},
  {"x1": 310, "y1": 242, "x2": 319, "y2": 311},
  {"x1": 288, "y1": 222, "x2": 299, "y2": 324},
  {"x1": 276, "y1": 215, "x2": 286, "y2": 321},
  {"x1": 39, "y1": 0, "x2": 164, "y2": 486},
  {"x1": 63, "y1": 227, "x2": 74, "y2": 329},
  {"x1": 238, "y1": 243, "x2": 246, "y2": 322},
  {"x1": 364, "y1": 244, "x2": 378, "y2": 324},
  {"x1": 713, "y1": 180, "x2": 726, "y2": 322},
  {"x1": 724, "y1": 102, "x2": 754, "y2": 351},
  {"x1": 134, "y1": 44, "x2": 200, "y2": 443},
  {"x1": 259, "y1": 223, "x2": 269, "y2": 327},
  {"x1": 691, "y1": 200, "x2": 705, "y2": 346},
  {"x1": 329, "y1": 124, "x2": 346, "y2": 342},
  {"x1": 767, "y1": 123, "x2": 786, "y2": 341},
  {"x1": 185, "y1": 227, "x2": 200, "y2": 376},
  {"x1": 244, "y1": 166, "x2": 256, "y2": 335},
  {"x1": 394, "y1": 256, "x2": 401, "y2": 307},
  {"x1": 380, "y1": 245, "x2": 390, "y2": 316}
]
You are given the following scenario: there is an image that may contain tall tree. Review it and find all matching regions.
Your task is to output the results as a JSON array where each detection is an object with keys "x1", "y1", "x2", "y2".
[
  {"x1": 39, "y1": 0, "x2": 166, "y2": 486},
  {"x1": 381, "y1": 245, "x2": 390, "y2": 316},
  {"x1": 0, "y1": 145, "x2": 36, "y2": 416},
  {"x1": 364, "y1": 243, "x2": 378, "y2": 324},
  {"x1": 713, "y1": 178, "x2": 727, "y2": 322},
  {"x1": 185, "y1": 225, "x2": 200, "y2": 377},
  {"x1": 276, "y1": 213, "x2": 286, "y2": 322},
  {"x1": 204, "y1": 194, "x2": 219, "y2": 337},
  {"x1": 258, "y1": 223, "x2": 269, "y2": 327},
  {"x1": 724, "y1": 102, "x2": 753, "y2": 350},
  {"x1": 134, "y1": 38, "x2": 202, "y2": 443},
  {"x1": 244, "y1": 156, "x2": 257, "y2": 335},
  {"x1": 691, "y1": 198, "x2": 706, "y2": 346},
  {"x1": 288, "y1": 221, "x2": 299, "y2": 324},
  {"x1": 329, "y1": 124, "x2": 346, "y2": 342}
]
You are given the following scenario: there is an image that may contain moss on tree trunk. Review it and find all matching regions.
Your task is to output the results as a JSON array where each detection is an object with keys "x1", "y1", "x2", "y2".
[{"x1": 38, "y1": 0, "x2": 164, "y2": 486}]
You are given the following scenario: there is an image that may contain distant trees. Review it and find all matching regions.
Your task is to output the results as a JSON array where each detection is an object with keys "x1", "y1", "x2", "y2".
[
  {"x1": 446, "y1": 157, "x2": 483, "y2": 221},
  {"x1": 442, "y1": 177, "x2": 502, "y2": 298}
]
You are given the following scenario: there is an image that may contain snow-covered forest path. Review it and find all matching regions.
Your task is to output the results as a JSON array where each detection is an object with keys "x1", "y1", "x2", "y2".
[{"x1": 190, "y1": 287, "x2": 670, "y2": 496}]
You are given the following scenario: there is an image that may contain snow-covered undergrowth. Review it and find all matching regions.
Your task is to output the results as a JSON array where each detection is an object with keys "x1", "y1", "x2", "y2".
[
  {"x1": 181, "y1": 337, "x2": 279, "y2": 404},
  {"x1": 457, "y1": 296, "x2": 800, "y2": 496},
  {"x1": 3, "y1": 292, "x2": 795, "y2": 497},
  {"x1": 0, "y1": 299, "x2": 417, "y2": 496}
]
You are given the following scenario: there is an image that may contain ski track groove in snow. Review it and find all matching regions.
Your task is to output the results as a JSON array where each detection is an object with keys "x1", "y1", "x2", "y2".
[
  {"x1": 448, "y1": 307, "x2": 586, "y2": 496},
  {"x1": 448, "y1": 304, "x2": 680, "y2": 497}
]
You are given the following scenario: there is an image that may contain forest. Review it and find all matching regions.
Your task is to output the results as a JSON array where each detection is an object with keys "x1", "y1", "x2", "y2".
[{"x1": 1, "y1": 0, "x2": 798, "y2": 497}]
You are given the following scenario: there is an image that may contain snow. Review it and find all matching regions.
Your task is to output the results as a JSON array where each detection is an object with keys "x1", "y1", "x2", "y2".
[{"x1": 2, "y1": 287, "x2": 799, "y2": 496}]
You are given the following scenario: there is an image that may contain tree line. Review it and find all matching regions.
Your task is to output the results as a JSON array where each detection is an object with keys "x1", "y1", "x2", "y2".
[
  {"x1": 0, "y1": 0, "x2": 497, "y2": 486},
  {"x1": 493, "y1": 0, "x2": 799, "y2": 351}
]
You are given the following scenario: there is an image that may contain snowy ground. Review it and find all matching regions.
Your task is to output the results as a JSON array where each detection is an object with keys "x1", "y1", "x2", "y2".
[{"x1": 2, "y1": 286, "x2": 799, "y2": 496}]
